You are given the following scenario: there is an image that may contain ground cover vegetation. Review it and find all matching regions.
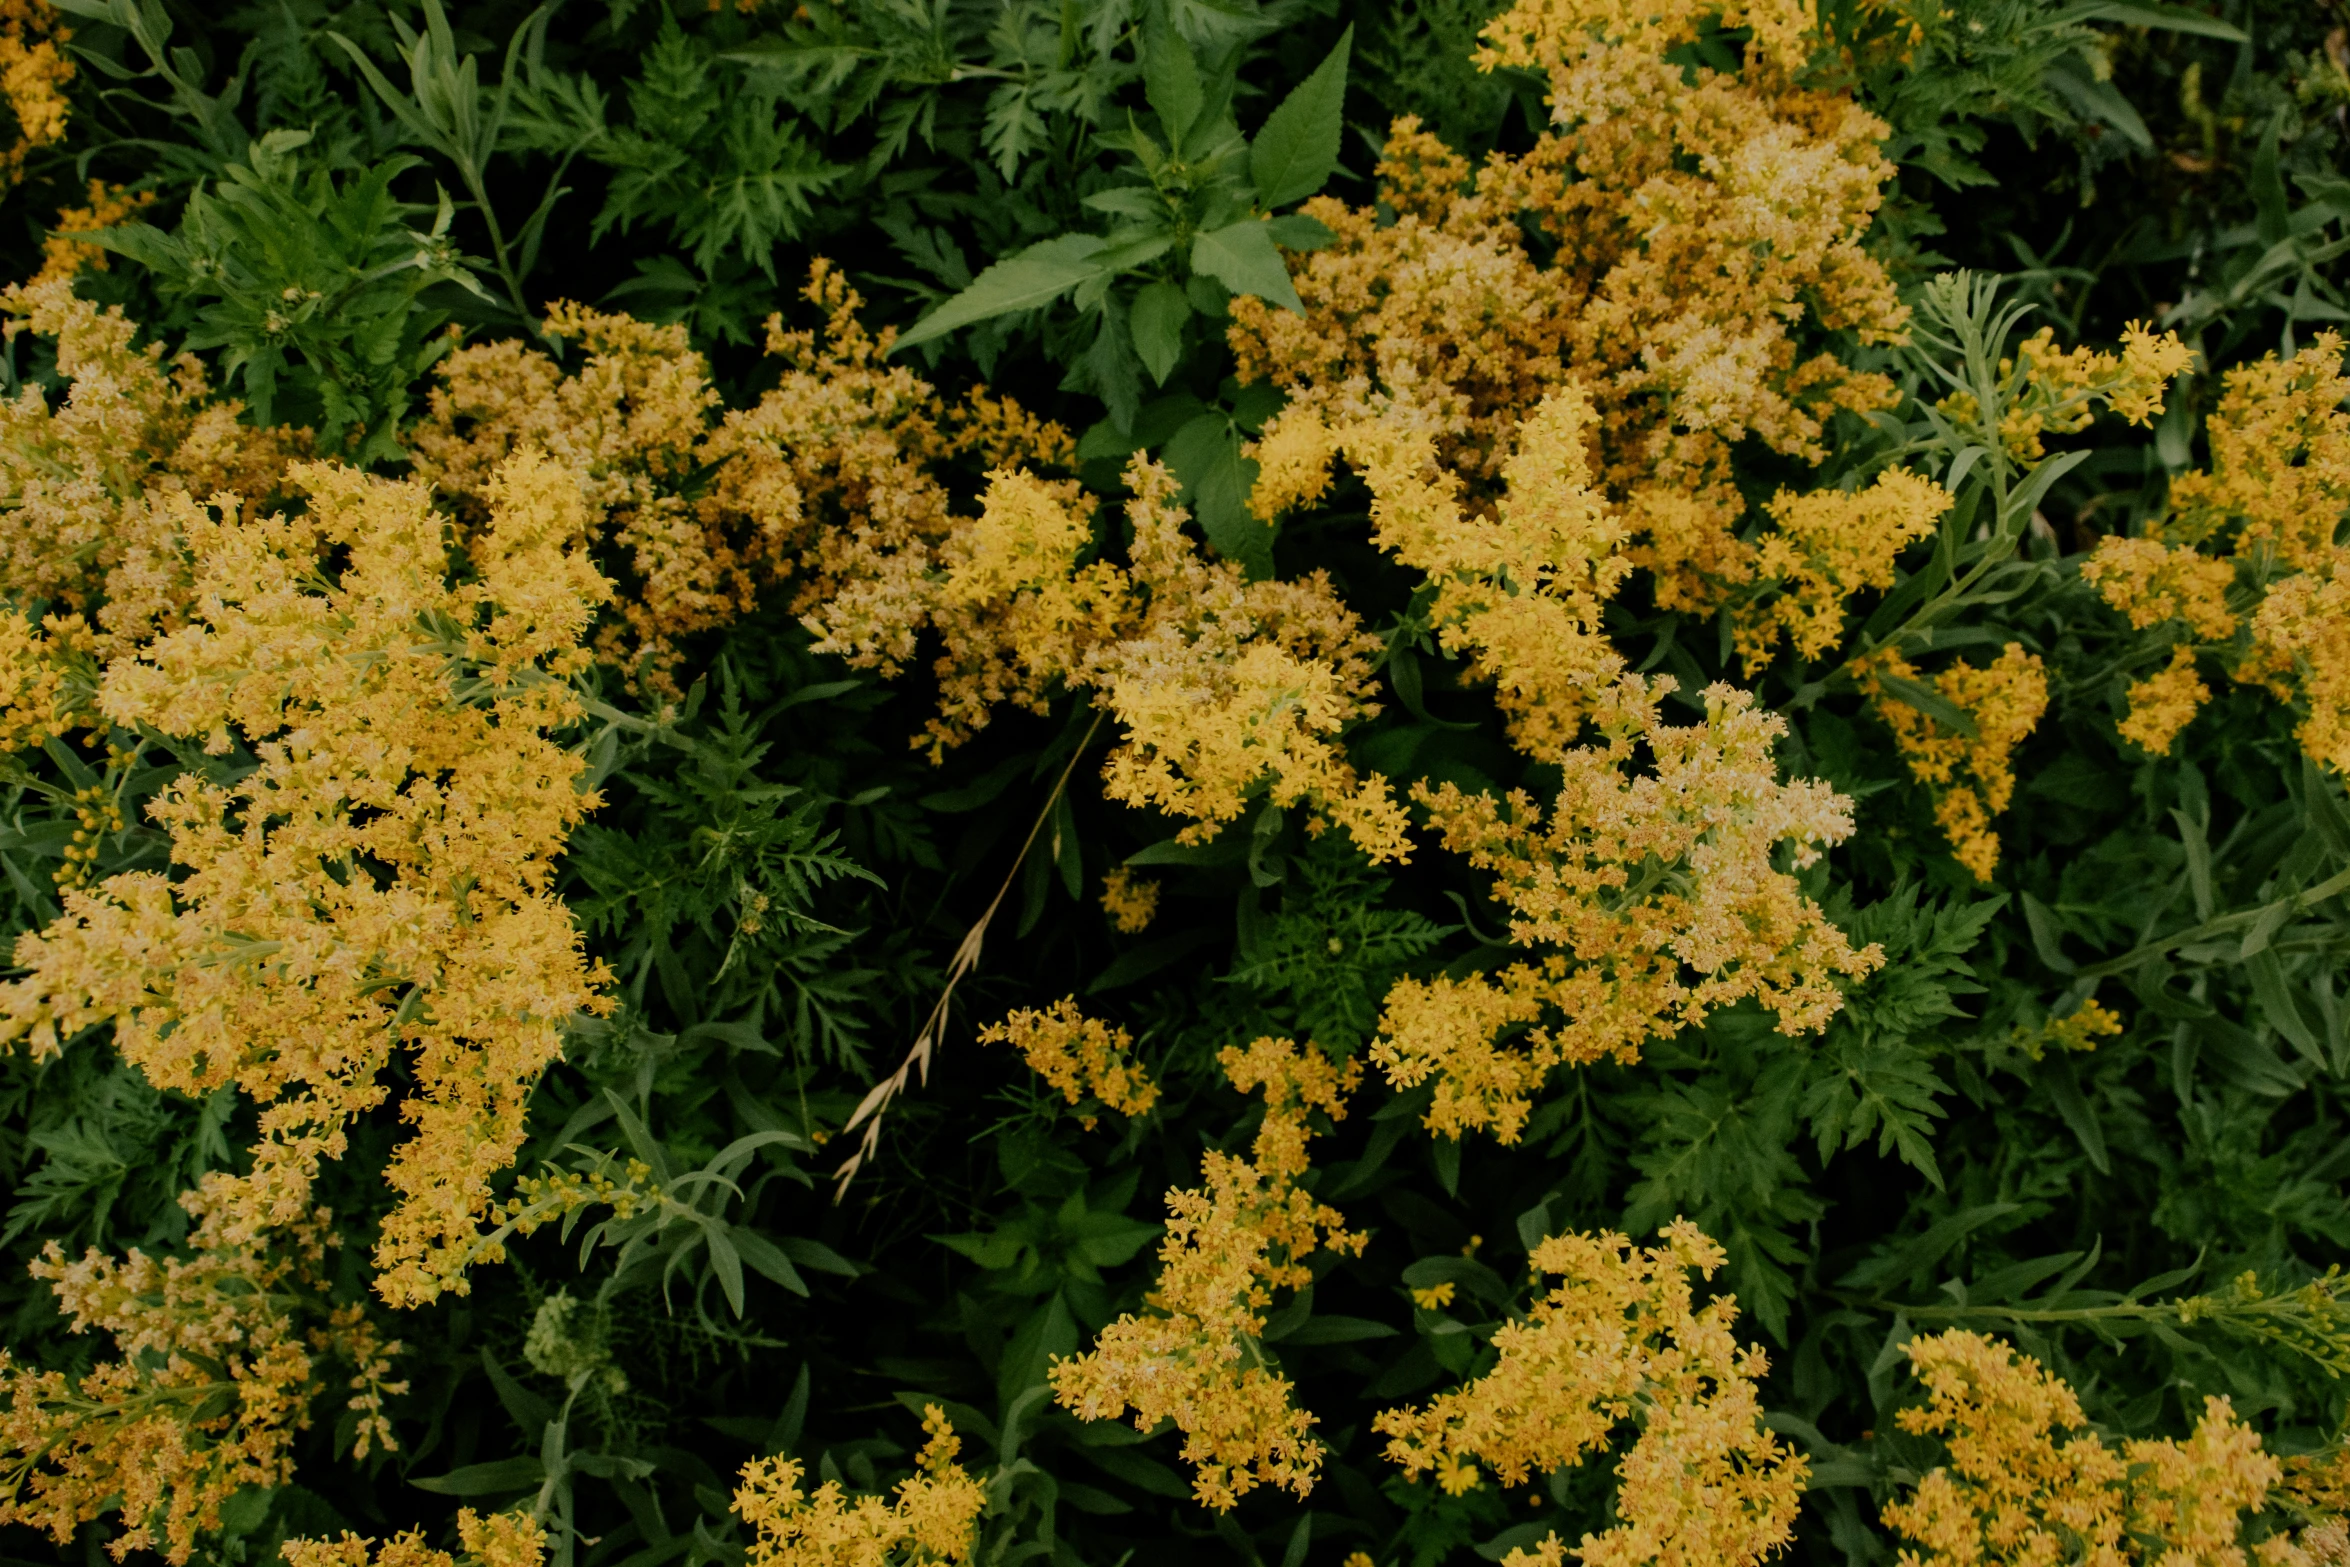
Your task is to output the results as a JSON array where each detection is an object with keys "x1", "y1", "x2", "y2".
[{"x1": 0, "y1": 0, "x2": 2346, "y2": 1562}]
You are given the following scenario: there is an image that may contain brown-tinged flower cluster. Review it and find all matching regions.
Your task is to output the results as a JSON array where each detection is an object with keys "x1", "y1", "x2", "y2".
[
  {"x1": 731, "y1": 1403, "x2": 986, "y2": 1566},
  {"x1": 1051, "y1": 1037, "x2": 1365, "y2": 1510},
  {"x1": 0, "y1": 1189, "x2": 405, "y2": 1563},
  {"x1": 413, "y1": 261, "x2": 1072, "y2": 693},
  {"x1": 978, "y1": 997, "x2": 1160, "y2": 1125},
  {"x1": 1232, "y1": 0, "x2": 1909, "y2": 623},
  {"x1": 1884, "y1": 1329, "x2": 2316, "y2": 1566},
  {"x1": 283, "y1": 1509, "x2": 549, "y2": 1567},
  {"x1": 0, "y1": 276, "x2": 300, "y2": 655},
  {"x1": 1099, "y1": 865, "x2": 1159, "y2": 932},
  {"x1": 1377, "y1": 1219, "x2": 1808, "y2": 1567},
  {"x1": 1854, "y1": 643, "x2": 2050, "y2": 882},
  {"x1": 2084, "y1": 334, "x2": 2350, "y2": 773},
  {"x1": 0, "y1": 0, "x2": 71, "y2": 187},
  {"x1": 0, "y1": 451, "x2": 613, "y2": 1308},
  {"x1": 806, "y1": 452, "x2": 1404, "y2": 857},
  {"x1": 1372, "y1": 678, "x2": 1880, "y2": 1141}
]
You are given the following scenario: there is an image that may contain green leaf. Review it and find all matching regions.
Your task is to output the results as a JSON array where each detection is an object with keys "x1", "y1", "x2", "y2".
[
  {"x1": 1249, "y1": 26, "x2": 1351, "y2": 209},
  {"x1": 1274, "y1": 1314, "x2": 1401, "y2": 1345},
  {"x1": 2057, "y1": 1, "x2": 2249, "y2": 40},
  {"x1": 1130, "y1": 280, "x2": 1190, "y2": 385},
  {"x1": 893, "y1": 234, "x2": 1109, "y2": 351},
  {"x1": 1873, "y1": 672, "x2": 1979, "y2": 739},
  {"x1": 1165, "y1": 412, "x2": 1272, "y2": 576},
  {"x1": 1189, "y1": 220, "x2": 1303, "y2": 313},
  {"x1": 412, "y1": 1457, "x2": 547, "y2": 1496},
  {"x1": 1142, "y1": 23, "x2": 1204, "y2": 144}
]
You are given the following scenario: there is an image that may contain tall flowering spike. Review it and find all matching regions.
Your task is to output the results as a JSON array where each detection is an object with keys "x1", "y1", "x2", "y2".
[
  {"x1": 1322, "y1": 389, "x2": 1637, "y2": 764},
  {"x1": 1051, "y1": 1038, "x2": 1365, "y2": 1511},
  {"x1": 0, "y1": 1189, "x2": 406, "y2": 1563},
  {"x1": 0, "y1": 452, "x2": 613, "y2": 1307},
  {"x1": 731, "y1": 1403, "x2": 985, "y2": 1566},
  {"x1": 1855, "y1": 644, "x2": 2050, "y2": 882},
  {"x1": 1374, "y1": 1220, "x2": 1808, "y2": 1567},
  {"x1": 1885, "y1": 1329, "x2": 2301, "y2": 1566},
  {"x1": 1373, "y1": 680, "x2": 1880, "y2": 1141}
]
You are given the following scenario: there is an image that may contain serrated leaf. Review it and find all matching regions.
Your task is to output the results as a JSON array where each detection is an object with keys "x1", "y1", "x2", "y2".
[
  {"x1": 1249, "y1": 26, "x2": 1350, "y2": 208},
  {"x1": 1130, "y1": 279, "x2": 1189, "y2": 385},
  {"x1": 893, "y1": 234, "x2": 1109, "y2": 350},
  {"x1": 1189, "y1": 220, "x2": 1302, "y2": 312},
  {"x1": 1141, "y1": 22, "x2": 1203, "y2": 143},
  {"x1": 1164, "y1": 412, "x2": 1271, "y2": 576}
]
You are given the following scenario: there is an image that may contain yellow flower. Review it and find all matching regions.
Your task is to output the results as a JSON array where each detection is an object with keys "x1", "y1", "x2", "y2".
[
  {"x1": 33, "y1": 180, "x2": 154, "y2": 286},
  {"x1": 978, "y1": 998, "x2": 1160, "y2": 1123},
  {"x1": 1051, "y1": 1038, "x2": 1365, "y2": 1510},
  {"x1": 1742, "y1": 469, "x2": 1951, "y2": 668},
  {"x1": 2118, "y1": 646, "x2": 2212, "y2": 756},
  {"x1": 1411, "y1": 1282, "x2": 1458, "y2": 1311},
  {"x1": 0, "y1": 1192, "x2": 407, "y2": 1563},
  {"x1": 2011, "y1": 997, "x2": 2125, "y2": 1060},
  {"x1": 0, "y1": 276, "x2": 300, "y2": 655},
  {"x1": 283, "y1": 1511, "x2": 548, "y2": 1567},
  {"x1": 414, "y1": 261, "x2": 1073, "y2": 696},
  {"x1": 0, "y1": 453, "x2": 612, "y2": 1307},
  {"x1": 1855, "y1": 643, "x2": 2050, "y2": 881},
  {"x1": 731, "y1": 1404, "x2": 985, "y2": 1566},
  {"x1": 1373, "y1": 679, "x2": 1880, "y2": 1141},
  {"x1": 2083, "y1": 536, "x2": 2241, "y2": 640},
  {"x1": 1100, "y1": 866, "x2": 1160, "y2": 933},
  {"x1": 1886, "y1": 1329, "x2": 2295, "y2": 1566},
  {"x1": 1376, "y1": 1220, "x2": 1808, "y2": 1567},
  {"x1": 0, "y1": 0, "x2": 72, "y2": 188}
]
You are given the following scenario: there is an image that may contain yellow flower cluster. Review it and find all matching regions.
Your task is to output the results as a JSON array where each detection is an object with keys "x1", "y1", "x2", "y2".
[
  {"x1": 731, "y1": 1404, "x2": 985, "y2": 1566},
  {"x1": 1273, "y1": 390, "x2": 1635, "y2": 762},
  {"x1": 977, "y1": 998, "x2": 1160, "y2": 1125},
  {"x1": 0, "y1": 608, "x2": 92, "y2": 753},
  {"x1": 1855, "y1": 644, "x2": 2050, "y2": 882},
  {"x1": 0, "y1": 276, "x2": 299, "y2": 655},
  {"x1": 1099, "y1": 866, "x2": 1159, "y2": 933},
  {"x1": 2011, "y1": 997, "x2": 2125, "y2": 1060},
  {"x1": 1884, "y1": 1329, "x2": 2313, "y2": 1566},
  {"x1": 811, "y1": 452, "x2": 1404, "y2": 856},
  {"x1": 413, "y1": 262, "x2": 1072, "y2": 693},
  {"x1": 1741, "y1": 471, "x2": 1952, "y2": 669},
  {"x1": 0, "y1": 0, "x2": 71, "y2": 187},
  {"x1": 1051, "y1": 1037, "x2": 1366, "y2": 1510},
  {"x1": 2118, "y1": 646, "x2": 2211, "y2": 757},
  {"x1": 1231, "y1": 0, "x2": 1909, "y2": 621},
  {"x1": 1372, "y1": 679, "x2": 1881, "y2": 1141},
  {"x1": 0, "y1": 1191, "x2": 404, "y2": 1564},
  {"x1": 34, "y1": 180, "x2": 154, "y2": 287},
  {"x1": 284, "y1": 1511, "x2": 549, "y2": 1567},
  {"x1": 2085, "y1": 334, "x2": 2350, "y2": 771},
  {"x1": 1376, "y1": 1219, "x2": 1808, "y2": 1566},
  {"x1": 1941, "y1": 325, "x2": 2193, "y2": 466},
  {"x1": 0, "y1": 452, "x2": 613, "y2": 1308}
]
